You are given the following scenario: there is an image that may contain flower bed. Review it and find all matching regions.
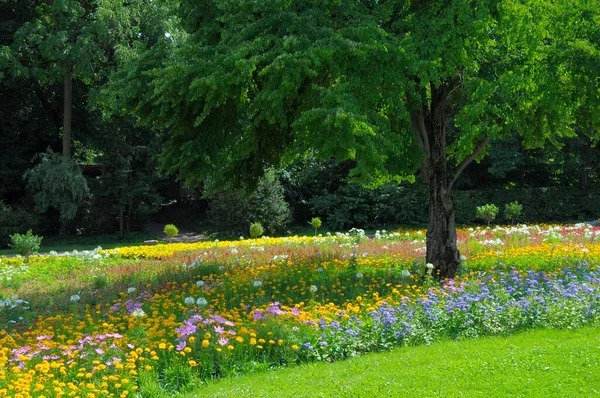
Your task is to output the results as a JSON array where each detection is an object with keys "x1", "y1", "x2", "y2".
[{"x1": 1, "y1": 224, "x2": 600, "y2": 396}]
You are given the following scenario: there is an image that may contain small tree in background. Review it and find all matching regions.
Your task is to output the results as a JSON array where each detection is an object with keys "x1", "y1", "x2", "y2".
[
  {"x1": 504, "y1": 201, "x2": 523, "y2": 224},
  {"x1": 24, "y1": 149, "x2": 89, "y2": 234},
  {"x1": 309, "y1": 217, "x2": 322, "y2": 236},
  {"x1": 249, "y1": 222, "x2": 264, "y2": 239},
  {"x1": 476, "y1": 204, "x2": 499, "y2": 227}
]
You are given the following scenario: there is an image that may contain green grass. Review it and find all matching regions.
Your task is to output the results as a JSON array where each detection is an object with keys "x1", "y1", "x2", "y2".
[
  {"x1": 0, "y1": 232, "x2": 155, "y2": 255},
  {"x1": 187, "y1": 327, "x2": 600, "y2": 397}
]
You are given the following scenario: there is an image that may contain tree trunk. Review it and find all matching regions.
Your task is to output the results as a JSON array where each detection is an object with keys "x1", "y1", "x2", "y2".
[
  {"x1": 119, "y1": 209, "x2": 124, "y2": 238},
  {"x1": 63, "y1": 73, "x2": 73, "y2": 158},
  {"x1": 581, "y1": 136, "x2": 591, "y2": 196},
  {"x1": 426, "y1": 180, "x2": 460, "y2": 278},
  {"x1": 424, "y1": 83, "x2": 461, "y2": 279},
  {"x1": 126, "y1": 199, "x2": 133, "y2": 233}
]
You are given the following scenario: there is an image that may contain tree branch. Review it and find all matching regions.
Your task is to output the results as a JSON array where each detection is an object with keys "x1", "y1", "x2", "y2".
[
  {"x1": 410, "y1": 107, "x2": 431, "y2": 180},
  {"x1": 448, "y1": 135, "x2": 490, "y2": 191}
]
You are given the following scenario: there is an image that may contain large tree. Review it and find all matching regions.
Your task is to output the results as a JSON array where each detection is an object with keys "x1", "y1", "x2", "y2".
[
  {"x1": 1, "y1": 0, "x2": 143, "y2": 158},
  {"x1": 107, "y1": 0, "x2": 599, "y2": 277}
]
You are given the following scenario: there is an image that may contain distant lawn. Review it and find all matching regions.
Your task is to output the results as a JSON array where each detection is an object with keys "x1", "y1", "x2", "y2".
[
  {"x1": 188, "y1": 327, "x2": 600, "y2": 397},
  {"x1": 0, "y1": 232, "x2": 155, "y2": 255}
]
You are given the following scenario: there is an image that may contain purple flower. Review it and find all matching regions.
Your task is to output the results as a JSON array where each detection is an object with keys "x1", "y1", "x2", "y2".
[{"x1": 176, "y1": 341, "x2": 186, "y2": 351}]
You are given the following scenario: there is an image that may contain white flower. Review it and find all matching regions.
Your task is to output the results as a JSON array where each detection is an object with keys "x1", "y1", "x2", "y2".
[
  {"x1": 93, "y1": 254, "x2": 102, "y2": 260},
  {"x1": 425, "y1": 263, "x2": 434, "y2": 270},
  {"x1": 460, "y1": 255, "x2": 467, "y2": 261},
  {"x1": 132, "y1": 308, "x2": 146, "y2": 317},
  {"x1": 356, "y1": 272, "x2": 363, "y2": 279},
  {"x1": 196, "y1": 280, "x2": 205, "y2": 287},
  {"x1": 253, "y1": 280, "x2": 263, "y2": 288},
  {"x1": 401, "y1": 269, "x2": 411, "y2": 277},
  {"x1": 127, "y1": 287, "x2": 136, "y2": 294},
  {"x1": 196, "y1": 297, "x2": 208, "y2": 306},
  {"x1": 70, "y1": 295, "x2": 81, "y2": 302},
  {"x1": 309, "y1": 285, "x2": 318, "y2": 293},
  {"x1": 239, "y1": 236, "x2": 244, "y2": 240},
  {"x1": 184, "y1": 297, "x2": 195, "y2": 305},
  {"x1": 231, "y1": 248, "x2": 238, "y2": 254},
  {"x1": 317, "y1": 267, "x2": 324, "y2": 272}
]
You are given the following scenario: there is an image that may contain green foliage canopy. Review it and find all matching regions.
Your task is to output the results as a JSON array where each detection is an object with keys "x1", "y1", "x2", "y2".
[{"x1": 107, "y1": 0, "x2": 599, "y2": 187}]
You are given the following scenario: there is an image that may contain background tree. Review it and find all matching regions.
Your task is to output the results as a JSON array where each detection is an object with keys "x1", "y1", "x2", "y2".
[
  {"x1": 1, "y1": 0, "x2": 142, "y2": 158},
  {"x1": 24, "y1": 150, "x2": 89, "y2": 234},
  {"x1": 107, "y1": 0, "x2": 599, "y2": 277}
]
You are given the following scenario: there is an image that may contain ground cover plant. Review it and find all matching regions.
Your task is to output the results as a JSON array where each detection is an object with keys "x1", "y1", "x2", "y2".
[{"x1": 0, "y1": 223, "x2": 600, "y2": 397}]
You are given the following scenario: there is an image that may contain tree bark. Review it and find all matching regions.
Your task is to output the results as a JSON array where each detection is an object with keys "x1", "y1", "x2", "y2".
[
  {"x1": 63, "y1": 73, "x2": 73, "y2": 158},
  {"x1": 581, "y1": 136, "x2": 591, "y2": 196},
  {"x1": 425, "y1": 100, "x2": 460, "y2": 279},
  {"x1": 126, "y1": 199, "x2": 133, "y2": 233},
  {"x1": 119, "y1": 209, "x2": 124, "y2": 238},
  {"x1": 422, "y1": 82, "x2": 461, "y2": 279}
]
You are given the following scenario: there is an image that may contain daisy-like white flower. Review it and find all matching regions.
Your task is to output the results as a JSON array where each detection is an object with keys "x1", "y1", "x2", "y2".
[
  {"x1": 196, "y1": 297, "x2": 208, "y2": 306},
  {"x1": 132, "y1": 308, "x2": 146, "y2": 317}
]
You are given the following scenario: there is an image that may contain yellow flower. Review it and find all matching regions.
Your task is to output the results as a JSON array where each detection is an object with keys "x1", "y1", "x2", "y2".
[
  {"x1": 188, "y1": 360, "x2": 198, "y2": 367},
  {"x1": 201, "y1": 340, "x2": 210, "y2": 348}
]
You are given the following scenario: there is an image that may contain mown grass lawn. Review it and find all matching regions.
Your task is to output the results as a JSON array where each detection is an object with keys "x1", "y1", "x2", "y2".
[{"x1": 190, "y1": 327, "x2": 600, "y2": 397}]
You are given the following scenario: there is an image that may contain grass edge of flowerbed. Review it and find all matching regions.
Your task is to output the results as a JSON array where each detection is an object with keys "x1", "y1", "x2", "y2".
[{"x1": 183, "y1": 326, "x2": 600, "y2": 398}]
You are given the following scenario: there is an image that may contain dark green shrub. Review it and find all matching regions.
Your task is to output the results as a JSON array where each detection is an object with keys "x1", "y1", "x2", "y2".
[
  {"x1": 207, "y1": 170, "x2": 291, "y2": 235},
  {"x1": 24, "y1": 149, "x2": 89, "y2": 223},
  {"x1": 0, "y1": 202, "x2": 38, "y2": 248}
]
